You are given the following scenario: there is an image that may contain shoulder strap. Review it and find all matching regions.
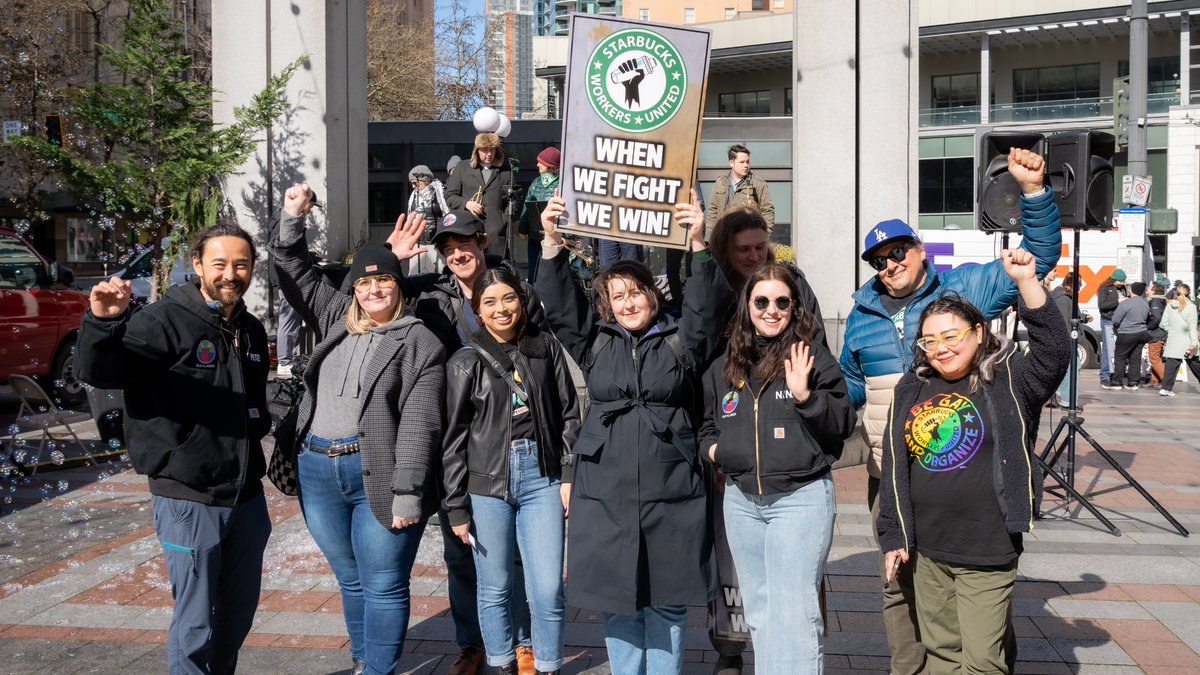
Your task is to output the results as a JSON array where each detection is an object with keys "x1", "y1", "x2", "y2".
[
  {"x1": 468, "y1": 342, "x2": 528, "y2": 401},
  {"x1": 586, "y1": 330, "x2": 616, "y2": 371},
  {"x1": 663, "y1": 331, "x2": 693, "y2": 373}
]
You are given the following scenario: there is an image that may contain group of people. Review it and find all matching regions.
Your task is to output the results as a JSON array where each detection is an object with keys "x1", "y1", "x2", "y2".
[{"x1": 76, "y1": 142, "x2": 1076, "y2": 675}]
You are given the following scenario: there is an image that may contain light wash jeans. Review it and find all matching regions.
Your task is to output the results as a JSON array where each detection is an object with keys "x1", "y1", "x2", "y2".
[
  {"x1": 1100, "y1": 318, "x2": 1115, "y2": 382},
  {"x1": 724, "y1": 474, "x2": 836, "y2": 675},
  {"x1": 468, "y1": 439, "x2": 566, "y2": 672},
  {"x1": 603, "y1": 605, "x2": 688, "y2": 675},
  {"x1": 298, "y1": 433, "x2": 425, "y2": 675}
]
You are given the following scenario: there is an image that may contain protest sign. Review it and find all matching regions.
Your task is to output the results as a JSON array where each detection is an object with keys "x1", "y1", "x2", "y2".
[{"x1": 557, "y1": 15, "x2": 711, "y2": 250}]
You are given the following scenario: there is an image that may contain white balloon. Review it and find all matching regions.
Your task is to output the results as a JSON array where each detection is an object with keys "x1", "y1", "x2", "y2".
[
  {"x1": 473, "y1": 107, "x2": 501, "y2": 133},
  {"x1": 496, "y1": 115, "x2": 512, "y2": 138}
]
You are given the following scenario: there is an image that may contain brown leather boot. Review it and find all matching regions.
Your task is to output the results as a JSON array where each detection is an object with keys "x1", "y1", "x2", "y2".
[
  {"x1": 515, "y1": 645, "x2": 535, "y2": 675},
  {"x1": 446, "y1": 646, "x2": 485, "y2": 675}
]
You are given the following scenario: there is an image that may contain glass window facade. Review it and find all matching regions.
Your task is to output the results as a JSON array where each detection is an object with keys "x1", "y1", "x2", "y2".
[
  {"x1": 718, "y1": 90, "x2": 771, "y2": 116},
  {"x1": 1118, "y1": 56, "x2": 1181, "y2": 95},
  {"x1": 918, "y1": 157, "x2": 974, "y2": 215},
  {"x1": 931, "y1": 73, "x2": 979, "y2": 108},
  {"x1": 1013, "y1": 63, "x2": 1100, "y2": 103}
]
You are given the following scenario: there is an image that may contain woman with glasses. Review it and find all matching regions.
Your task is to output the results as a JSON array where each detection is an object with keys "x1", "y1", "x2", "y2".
[
  {"x1": 271, "y1": 183, "x2": 446, "y2": 675},
  {"x1": 876, "y1": 249, "x2": 1070, "y2": 675},
  {"x1": 698, "y1": 264, "x2": 855, "y2": 673}
]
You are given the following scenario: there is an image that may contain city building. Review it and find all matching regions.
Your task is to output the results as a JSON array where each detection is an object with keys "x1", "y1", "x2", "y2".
[
  {"x1": 535, "y1": 0, "x2": 623, "y2": 37},
  {"x1": 487, "y1": 0, "x2": 536, "y2": 118},
  {"x1": 623, "y1": 0, "x2": 792, "y2": 25}
]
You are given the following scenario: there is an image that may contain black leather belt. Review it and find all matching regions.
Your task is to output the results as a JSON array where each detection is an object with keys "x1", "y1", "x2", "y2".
[{"x1": 307, "y1": 441, "x2": 360, "y2": 457}]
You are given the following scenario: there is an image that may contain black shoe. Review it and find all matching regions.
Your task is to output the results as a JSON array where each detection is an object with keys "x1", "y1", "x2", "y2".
[
  {"x1": 1101, "y1": 381, "x2": 1123, "y2": 391},
  {"x1": 713, "y1": 654, "x2": 744, "y2": 675}
]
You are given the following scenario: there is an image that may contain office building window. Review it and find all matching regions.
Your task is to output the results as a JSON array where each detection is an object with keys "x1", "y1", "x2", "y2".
[
  {"x1": 919, "y1": 157, "x2": 974, "y2": 214},
  {"x1": 639, "y1": 8, "x2": 649, "y2": 20},
  {"x1": 1118, "y1": 56, "x2": 1181, "y2": 94},
  {"x1": 773, "y1": 0, "x2": 784, "y2": 7},
  {"x1": 1013, "y1": 63, "x2": 1100, "y2": 103},
  {"x1": 684, "y1": 7, "x2": 694, "y2": 23},
  {"x1": 931, "y1": 73, "x2": 979, "y2": 108},
  {"x1": 751, "y1": 0, "x2": 765, "y2": 10},
  {"x1": 785, "y1": 88, "x2": 792, "y2": 115},
  {"x1": 725, "y1": 8, "x2": 735, "y2": 20},
  {"x1": 718, "y1": 90, "x2": 771, "y2": 115}
]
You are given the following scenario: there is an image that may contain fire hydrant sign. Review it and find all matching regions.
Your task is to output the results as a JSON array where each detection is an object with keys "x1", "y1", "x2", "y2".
[{"x1": 558, "y1": 15, "x2": 710, "y2": 249}]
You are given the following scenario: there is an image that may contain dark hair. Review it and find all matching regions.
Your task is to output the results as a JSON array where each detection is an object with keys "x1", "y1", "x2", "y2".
[
  {"x1": 1151, "y1": 282, "x2": 1166, "y2": 296},
  {"x1": 190, "y1": 220, "x2": 258, "y2": 263},
  {"x1": 709, "y1": 207, "x2": 775, "y2": 288},
  {"x1": 724, "y1": 265, "x2": 817, "y2": 387},
  {"x1": 727, "y1": 144, "x2": 749, "y2": 160},
  {"x1": 1059, "y1": 271, "x2": 1078, "y2": 292},
  {"x1": 469, "y1": 266, "x2": 529, "y2": 339},
  {"x1": 593, "y1": 260, "x2": 662, "y2": 325},
  {"x1": 1130, "y1": 281, "x2": 1147, "y2": 296},
  {"x1": 912, "y1": 294, "x2": 1009, "y2": 393}
]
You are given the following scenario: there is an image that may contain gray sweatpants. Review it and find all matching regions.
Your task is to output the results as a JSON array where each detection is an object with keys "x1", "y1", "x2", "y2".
[{"x1": 152, "y1": 493, "x2": 272, "y2": 674}]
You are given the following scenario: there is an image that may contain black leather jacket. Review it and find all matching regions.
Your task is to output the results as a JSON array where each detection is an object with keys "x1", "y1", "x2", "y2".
[{"x1": 442, "y1": 326, "x2": 581, "y2": 527}]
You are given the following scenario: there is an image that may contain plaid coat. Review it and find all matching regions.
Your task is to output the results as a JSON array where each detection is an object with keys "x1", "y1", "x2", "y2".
[{"x1": 272, "y1": 213, "x2": 446, "y2": 526}]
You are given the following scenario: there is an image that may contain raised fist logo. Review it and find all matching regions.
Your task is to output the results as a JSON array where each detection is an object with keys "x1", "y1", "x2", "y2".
[{"x1": 611, "y1": 57, "x2": 653, "y2": 107}]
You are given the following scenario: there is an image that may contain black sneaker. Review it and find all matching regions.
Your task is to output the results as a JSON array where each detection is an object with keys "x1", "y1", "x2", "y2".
[{"x1": 1100, "y1": 381, "x2": 1123, "y2": 391}]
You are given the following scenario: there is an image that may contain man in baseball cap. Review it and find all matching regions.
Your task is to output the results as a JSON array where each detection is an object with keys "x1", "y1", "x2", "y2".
[{"x1": 839, "y1": 148, "x2": 1063, "y2": 675}]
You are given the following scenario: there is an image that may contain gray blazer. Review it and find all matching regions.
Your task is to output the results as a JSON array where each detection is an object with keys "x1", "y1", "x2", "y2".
[{"x1": 271, "y1": 212, "x2": 446, "y2": 527}]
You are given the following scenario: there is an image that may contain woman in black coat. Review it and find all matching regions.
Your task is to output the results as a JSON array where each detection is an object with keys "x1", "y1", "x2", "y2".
[{"x1": 534, "y1": 194, "x2": 730, "y2": 675}]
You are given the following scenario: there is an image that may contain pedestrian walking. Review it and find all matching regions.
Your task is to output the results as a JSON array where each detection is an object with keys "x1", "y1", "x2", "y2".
[
  {"x1": 1109, "y1": 281, "x2": 1152, "y2": 391},
  {"x1": 534, "y1": 193, "x2": 731, "y2": 675},
  {"x1": 699, "y1": 264, "x2": 855, "y2": 673},
  {"x1": 271, "y1": 184, "x2": 446, "y2": 675},
  {"x1": 78, "y1": 222, "x2": 273, "y2": 675},
  {"x1": 443, "y1": 266, "x2": 580, "y2": 675},
  {"x1": 878, "y1": 249, "x2": 1071, "y2": 675}
]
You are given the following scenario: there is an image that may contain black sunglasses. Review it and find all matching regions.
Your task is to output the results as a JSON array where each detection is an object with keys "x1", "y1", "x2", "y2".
[
  {"x1": 867, "y1": 241, "x2": 915, "y2": 271},
  {"x1": 752, "y1": 296, "x2": 792, "y2": 312}
]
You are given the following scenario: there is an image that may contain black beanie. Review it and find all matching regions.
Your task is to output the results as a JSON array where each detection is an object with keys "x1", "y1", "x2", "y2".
[{"x1": 347, "y1": 244, "x2": 404, "y2": 293}]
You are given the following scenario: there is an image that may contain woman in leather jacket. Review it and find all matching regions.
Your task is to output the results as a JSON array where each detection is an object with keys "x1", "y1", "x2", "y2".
[{"x1": 443, "y1": 266, "x2": 581, "y2": 675}]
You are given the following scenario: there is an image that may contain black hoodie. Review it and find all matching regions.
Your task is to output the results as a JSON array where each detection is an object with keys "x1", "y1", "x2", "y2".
[{"x1": 76, "y1": 281, "x2": 271, "y2": 505}]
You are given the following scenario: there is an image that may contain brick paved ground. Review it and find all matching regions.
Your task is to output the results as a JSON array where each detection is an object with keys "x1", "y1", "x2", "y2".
[{"x1": 0, "y1": 378, "x2": 1198, "y2": 674}]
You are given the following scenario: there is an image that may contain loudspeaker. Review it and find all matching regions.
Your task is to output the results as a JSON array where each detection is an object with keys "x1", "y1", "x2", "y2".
[
  {"x1": 1046, "y1": 130, "x2": 1116, "y2": 230},
  {"x1": 977, "y1": 131, "x2": 1046, "y2": 233}
]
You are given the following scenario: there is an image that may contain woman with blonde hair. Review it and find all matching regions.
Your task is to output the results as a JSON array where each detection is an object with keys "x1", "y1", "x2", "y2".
[
  {"x1": 1158, "y1": 283, "x2": 1198, "y2": 396},
  {"x1": 271, "y1": 183, "x2": 446, "y2": 675}
]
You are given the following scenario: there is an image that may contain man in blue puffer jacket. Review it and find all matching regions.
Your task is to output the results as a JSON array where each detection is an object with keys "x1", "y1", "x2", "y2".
[{"x1": 838, "y1": 148, "x2": 1061, "y2": 675}]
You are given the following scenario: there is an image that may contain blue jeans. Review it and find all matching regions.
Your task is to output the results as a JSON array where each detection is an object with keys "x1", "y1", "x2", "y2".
[
  {"x1": 1100, "y1": 318, "x2": 1115, "y2": 382},
  {"x1": 598, "y1": 240, "x2": 645, "y2": 269},
  {"x1": 603, "y1": 605, "x2": 688, "y2": 675},
  {"x1": 724, "y1": 474, "x2": 836, "y2": 674},
  {"x1": 298, "y1": 433, "x2": 425, "y2": 675},
  {"x1": 468, "y1": 439, "x2": 565, "y2": 672}
]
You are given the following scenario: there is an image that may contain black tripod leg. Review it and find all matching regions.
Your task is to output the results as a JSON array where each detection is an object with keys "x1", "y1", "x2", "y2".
[
  {"x1": 1037, "y1": 455, "x2": 1121, "y2": 535},
  {"x1": 1039, "y1": 416, "x2": 1069, "y2": 464},
  {"x1": 1073, "y1": 426, "x2": 1191, "y2": 537}
]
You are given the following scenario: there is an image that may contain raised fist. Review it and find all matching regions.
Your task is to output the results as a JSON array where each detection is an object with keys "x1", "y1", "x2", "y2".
[{"x1": 616, "y1": 59, "x2": 646, "y2": 107}]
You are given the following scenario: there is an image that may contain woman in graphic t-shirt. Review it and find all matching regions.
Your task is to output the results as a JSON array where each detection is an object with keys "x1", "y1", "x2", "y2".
[{"x1": 876, "y1": 248, "x2": 1070, "y2": 675}]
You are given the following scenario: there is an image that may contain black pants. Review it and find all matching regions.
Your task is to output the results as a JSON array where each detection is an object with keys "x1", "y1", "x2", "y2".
[
  {"x1": 1112, "y1": 331, "x2": 1149, "y2": 386},
  {"x1": 665, "y1": 247, "x2": 692, "y2": 310},
  {"x1": 1162, "y1": 357, "x2": 1183, "y2": 392}
]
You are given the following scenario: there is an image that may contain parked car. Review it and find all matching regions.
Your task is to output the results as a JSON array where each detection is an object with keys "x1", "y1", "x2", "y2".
[
  {"x1": 112, "y1": 243, "x2": 190, "y2": 304},
  {"x1": 0, "y1": 230, "x2": 90, "y2": 406}
]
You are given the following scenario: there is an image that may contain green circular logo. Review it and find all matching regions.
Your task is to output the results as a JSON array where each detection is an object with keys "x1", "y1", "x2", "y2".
[{"x1": 586, "y1": 28, "x2": 687, "y2": 134}]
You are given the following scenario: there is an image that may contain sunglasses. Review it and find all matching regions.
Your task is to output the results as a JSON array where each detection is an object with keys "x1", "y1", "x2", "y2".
[
  {"x1": 915, "y1": 325, "x2": 975, "y2": 353},
  {"x1": 867, "y1": 241, "x2": 915, "y2": 271},
  {"x1": 752, "y1": 296, "x2": 792, "y2": 312},
  {"x1": 352, "y1": 274, "x2": 397, "y2": 292}
]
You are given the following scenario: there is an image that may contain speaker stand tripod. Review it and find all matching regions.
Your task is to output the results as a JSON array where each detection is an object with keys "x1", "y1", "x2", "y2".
[{"x1": 1037, "y1": 229, "x2": 1189, "y2": 537}]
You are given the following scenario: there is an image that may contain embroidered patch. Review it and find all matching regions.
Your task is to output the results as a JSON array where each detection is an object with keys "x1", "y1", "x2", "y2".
[
  {"x1": 721, "y1": 391, "x2": 739, "y2": 415},
  {"x1": 196, "y1": 339, "x2": 217, "y2": 366},
  {"x1": 249, "y1": 408, "x2": 260, "y2": 419},
  {"x1": 249, "y1": 353, "x2": 261, "y2": 362},
  {"x1": 773, "y1": 427, "x2": 785, "y2": 439},
  {"x1": 365, "y1": 264, "x2": 378, "y2": 272}
]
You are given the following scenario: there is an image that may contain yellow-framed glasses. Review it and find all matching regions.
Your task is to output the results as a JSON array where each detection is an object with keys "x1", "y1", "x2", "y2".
[
  {"x1": 915, "y1": 326, "x2": 975, "y2": 353},
  {"x1": 352, "y1": 274, "x2": 397, "y2": 292}
]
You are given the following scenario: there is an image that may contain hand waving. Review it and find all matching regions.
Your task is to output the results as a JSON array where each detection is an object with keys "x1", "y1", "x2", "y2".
[
  {"x1": 386, "y1": 212, "x2": 428, "y2": 262},
  {"x1": 783, "y1": 341, "x2": 814, "y2": 404},
  {"x1": 89, "y1": 276, "x2": 133, "y2": 319}
]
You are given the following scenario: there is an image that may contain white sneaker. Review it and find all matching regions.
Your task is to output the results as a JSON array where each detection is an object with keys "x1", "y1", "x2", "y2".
[
  {"x1": 276, "y1": 363, "x2": 293, "y2": 379},
  {"x1": 1160, "y1": 388, "x2": 1175, "y2": 397}
]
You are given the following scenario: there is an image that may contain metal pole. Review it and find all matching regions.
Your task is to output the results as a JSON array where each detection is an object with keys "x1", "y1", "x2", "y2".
[{"x1": 1127, "y1": 0, "x2": 1148, "y2": 182}]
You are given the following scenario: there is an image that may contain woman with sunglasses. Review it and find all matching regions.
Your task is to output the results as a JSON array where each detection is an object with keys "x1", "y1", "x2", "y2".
[
  {"x1": 876, "y1": 249, "x2": 1070, "y2": 675},
  {"x1": 271, "y1": 183, "x2": 446, "y2": 675},
  {"x1": 442, "y1": 265, "x2": 580, "y2": 675},
  {"x1": 698, "y1": 264, "x2": 856, "y2": 673}
]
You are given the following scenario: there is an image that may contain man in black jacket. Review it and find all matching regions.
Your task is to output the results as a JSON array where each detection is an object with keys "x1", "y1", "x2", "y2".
[
  {"x1": 77, "y1": 222, "x2": 273, "y2": 675},
  {"x1": 445, "y1": 132, "x2": 516, "y2": 259}
]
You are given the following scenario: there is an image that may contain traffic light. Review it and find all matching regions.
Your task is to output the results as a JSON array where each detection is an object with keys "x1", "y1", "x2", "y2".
[
  {"x1": 977, "y1": 131, "x2": 1046, "y2": 233},
  {"x1": 1112, "y1": 76, "x2": 1129, "y2": 149},
  {"x1": 44, "y1": 114, "x2": 62, "y2": 146}
]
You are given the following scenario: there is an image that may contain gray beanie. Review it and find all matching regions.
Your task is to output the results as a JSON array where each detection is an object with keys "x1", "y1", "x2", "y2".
[
  {"x1": 446, "y1": 155, "x2": 462, "y2": 174},
  {"x1": 408, "y1": 165, "x2": 434, "y2": 182}
]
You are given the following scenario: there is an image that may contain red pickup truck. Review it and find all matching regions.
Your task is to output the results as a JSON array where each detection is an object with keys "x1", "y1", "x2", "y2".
[{"x1": 0, "y1": 230, "x2": 89, "y2": 406}]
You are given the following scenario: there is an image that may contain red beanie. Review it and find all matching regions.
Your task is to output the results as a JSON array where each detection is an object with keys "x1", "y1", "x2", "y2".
[{"x1": 536, "y1": 147, "x2": 560, "y2": 169}]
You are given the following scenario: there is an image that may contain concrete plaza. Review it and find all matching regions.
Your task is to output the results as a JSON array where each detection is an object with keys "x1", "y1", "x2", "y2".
[{"x1": 0, "y1": 378, "x2": 1198, "y2": 674}]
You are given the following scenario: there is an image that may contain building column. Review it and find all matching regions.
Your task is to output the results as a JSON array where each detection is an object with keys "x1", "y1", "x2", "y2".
[
  {"x1": 212, "y1": 0, "x2": 368, "y2": 317},
  {"x1": 980, "y1": 33, "x2": 991, "y2": 124},
  {"x1": 1182, "y1": 15, "x2": 1191, "y2": 106},
  {"x1": 793, "y1": 0, "x2": 918, "y2": 338}
]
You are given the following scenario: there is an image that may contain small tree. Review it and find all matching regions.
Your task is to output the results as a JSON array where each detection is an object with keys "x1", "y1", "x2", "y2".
[
  {"x1": 16, "y1": 0, "x2": 299, "y2": 299},
  {"x1": 366, "y1": 0, "x2": 437, "y2": 120},
  {"x1": 434, "y1": 0, "x2": 489, "y2": 120}
]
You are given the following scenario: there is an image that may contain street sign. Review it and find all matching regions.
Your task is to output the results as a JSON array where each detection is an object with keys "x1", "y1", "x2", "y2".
[
  {"x1": 2, "y1": 121, "x2": 22, "y2": 144},
  {"x1": 1121, "y1": 174, "x2": 1152, "y2": 207},
  {"x1": 1117, "y1": 207, "x2": 1147, "y2": 246}
]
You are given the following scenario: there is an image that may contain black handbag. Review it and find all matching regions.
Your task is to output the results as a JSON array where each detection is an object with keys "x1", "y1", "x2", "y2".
[{"x1": 267, "y1": 356, "x2": 308, "y2": 496}]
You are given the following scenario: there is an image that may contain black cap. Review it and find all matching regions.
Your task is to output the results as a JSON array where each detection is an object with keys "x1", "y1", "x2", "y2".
[
  {"x1": 347, "y1": 244, "x2": 404, "y2": 293},
  {"x1": 431, "y1": 210, "x2": 485, "y2": 247}
]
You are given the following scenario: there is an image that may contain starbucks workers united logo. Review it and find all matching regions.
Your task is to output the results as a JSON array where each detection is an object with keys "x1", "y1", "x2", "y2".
[{"x1": 587, "y1": 28, "x2": 687, "y2": 133}]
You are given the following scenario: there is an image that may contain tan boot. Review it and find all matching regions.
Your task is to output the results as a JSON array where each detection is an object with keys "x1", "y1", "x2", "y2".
[
  {"x1": 515, "y1": 645, "x2": 535, "y2": 675},
  {"x1": 447, "y1": 646, "x2": 485, "y2": 675}
]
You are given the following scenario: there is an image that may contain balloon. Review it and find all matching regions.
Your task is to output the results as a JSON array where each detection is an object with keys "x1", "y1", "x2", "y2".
[
  {"x1": 496, "y1": 115, "x2": 512, "y2": 138},
  {"x1": 473, "y1": 107, "x2": 501, "y2": 133}
]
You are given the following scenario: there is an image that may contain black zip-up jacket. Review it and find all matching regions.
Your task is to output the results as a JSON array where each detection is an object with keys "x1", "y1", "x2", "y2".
[
  {"x1": 1097, "y1": 283, "x2": 1126, "y2": 320},
  {"x1": 442, "y1": 326, "x2": 582, "y2": 527},
  {"x1": 699, "y1": 342, "x2": 855, "y2": 496},
  {"x1": 76, "y1": 281, "x2": 271, "y2": 505},
  {"x1": 876, "y1": 296, "x2": 1071, "y2": 555}
]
